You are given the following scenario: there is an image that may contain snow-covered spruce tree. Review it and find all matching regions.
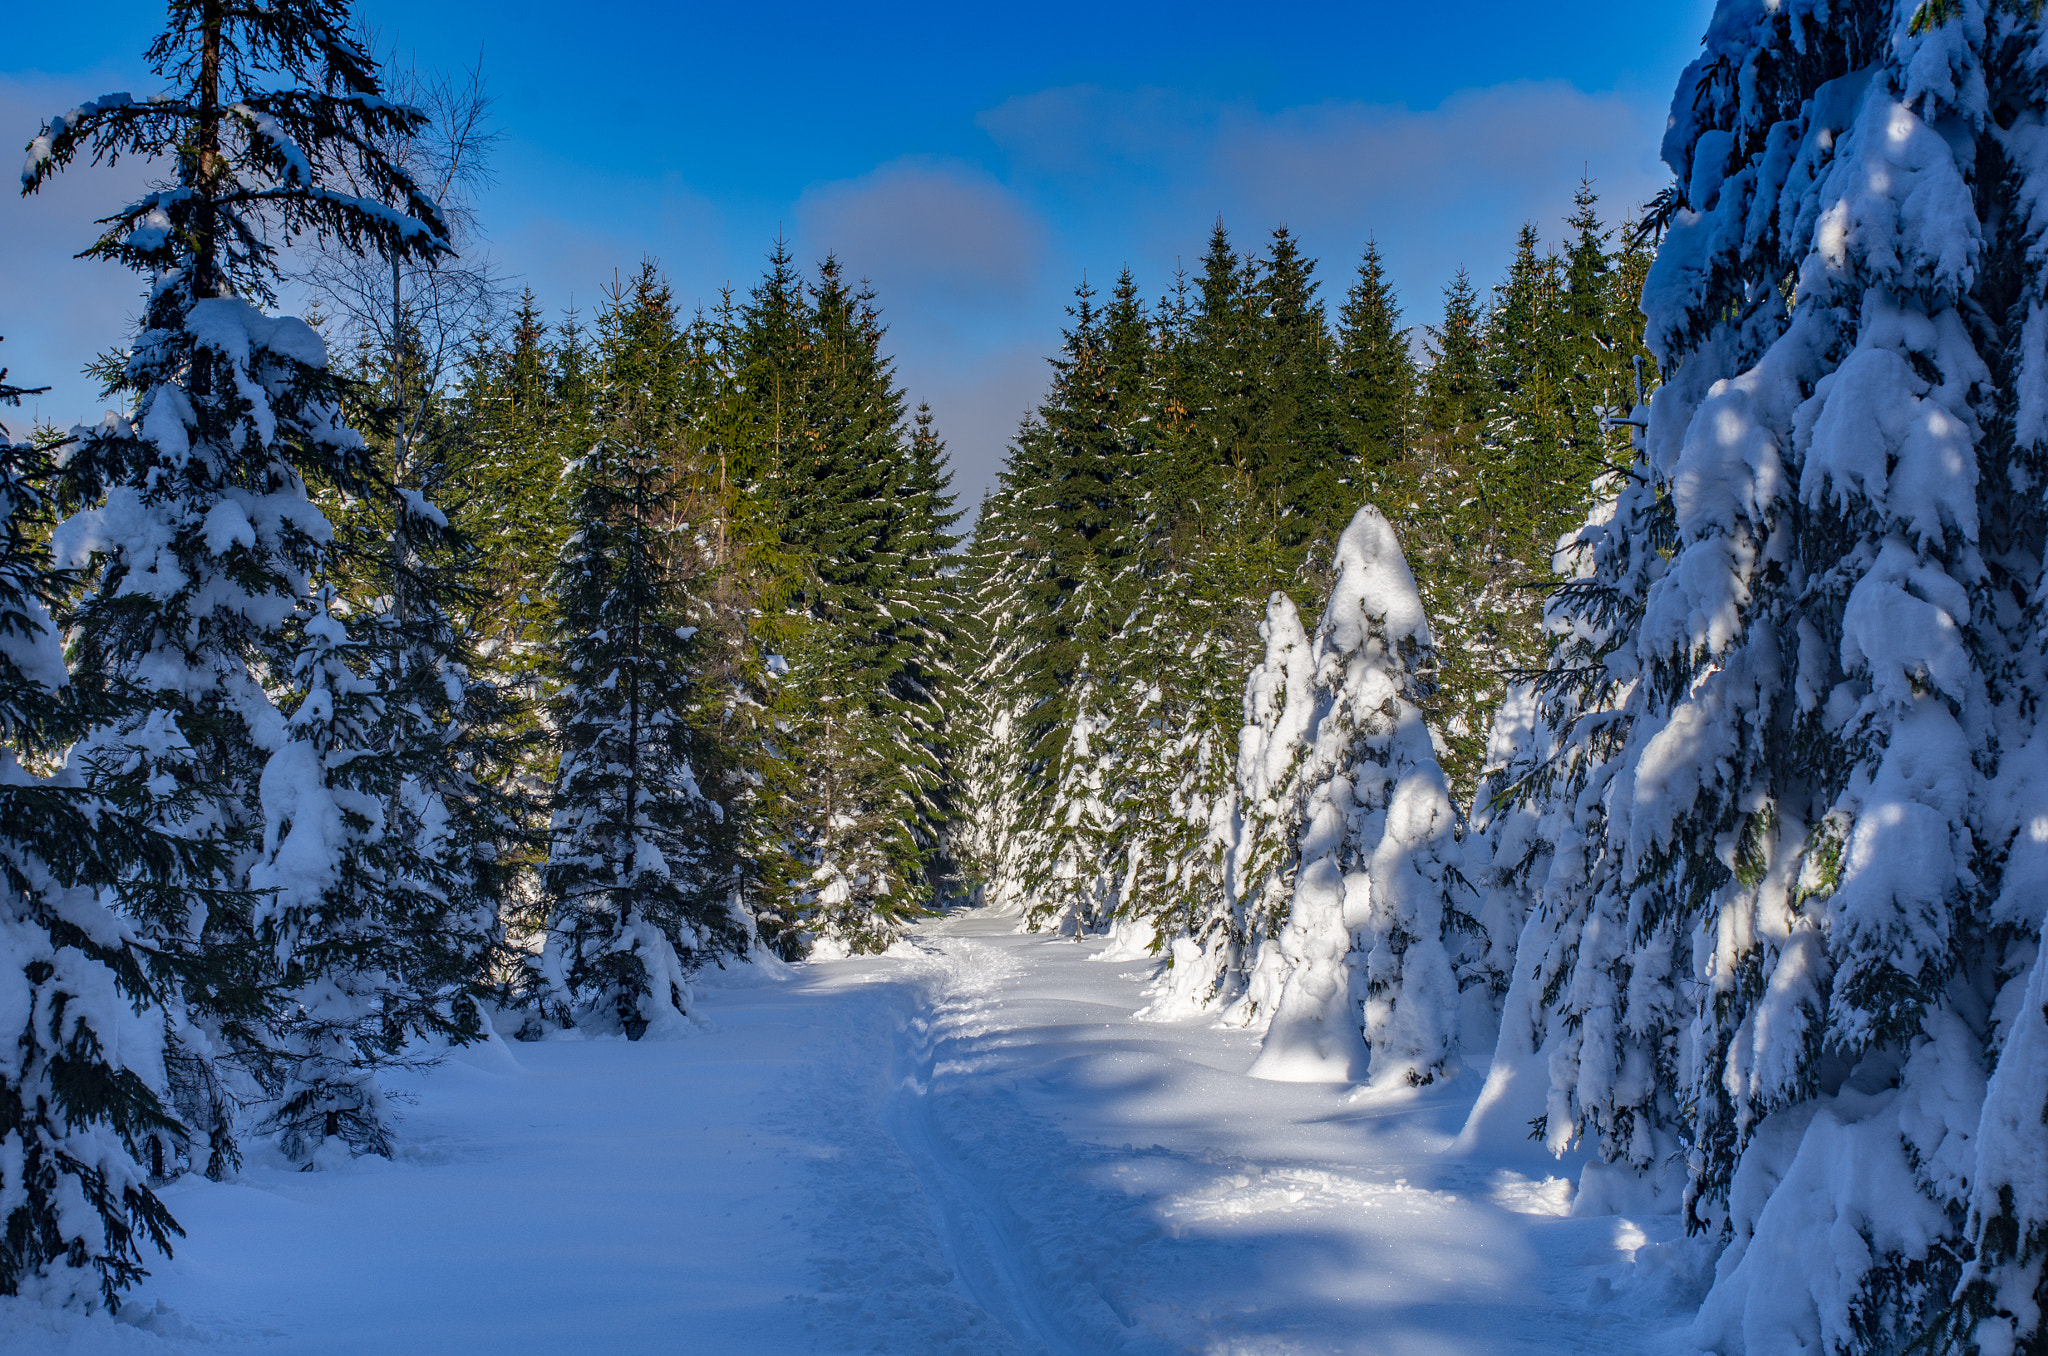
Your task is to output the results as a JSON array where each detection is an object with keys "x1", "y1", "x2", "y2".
[
  {"x1": 1453, "y1": 213, "x2": 1668, "y2": 1136},
  {"x1": 24, "y1": 0, "x2": 451, "y2": 1174},
  {"x1": 1009, "y1": 276, "x2": 1150, "y2": 935},
  {"x1": 706, "y1": 252, "x2": 959, "y2": 953},
  {"x1": 1096, "y1": 545, "x2": 1244, "y2": 969},
  {"x1": 774, "y1": 263, "x2": 956, "y2": 947},
  {"x1": 1031, "y1": 567, "x2": 1125, "y2": 935},
  {"x1": 1464, "y1": 3, "x2": 2048, "y2": 1348},
  {"x1": 1248, "y1": 507, "x2": 1466, "y2": 1086},
  {"x1": 1183, "y1": 589, "x2": 1314, "y2": 1024},
  {"x1": 0, "y1": 372, "x2": 232, "y2": 1307},
  {"x1": 540, "y1": 271, "x2": 741, "y2": 1038},
  {"x1": 341, "y1": 398, "x2": 539, "y2": 1067},
  {"x1": 951, "y1": 485, "x2": 1047, "y2": 917},
  {"x1": 1456, "y1": 400, "x2": 1671, "y2": 1156},
  {"x1": 282, "y1": 293, "x2": 533, "y2": 1166},
  {"x1": 881, "y1": 404, "x2": 965, "y2": 906},
  {"x1": 251, "y1": 587, "x2": 495, "y2": 1160},
  {"x1": 1095, "y1": 270, "x2": 1259, "y2": 966}
]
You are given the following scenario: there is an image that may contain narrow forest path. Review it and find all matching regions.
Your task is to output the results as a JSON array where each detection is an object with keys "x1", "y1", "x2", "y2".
[{"x1": 12, "y1": 910, "x2": 1705, "y2": 1356}]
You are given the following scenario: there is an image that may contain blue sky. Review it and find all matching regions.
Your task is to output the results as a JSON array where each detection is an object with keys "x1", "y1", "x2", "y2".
[{"x1": 3, "y1": 0, "x2": 1715, "y2": 503}]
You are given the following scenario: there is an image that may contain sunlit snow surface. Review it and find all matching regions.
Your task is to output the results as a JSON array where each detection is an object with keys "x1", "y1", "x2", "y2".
[{"x1": 1, "y1": 909, "x2": 1707, "y2": 1355}]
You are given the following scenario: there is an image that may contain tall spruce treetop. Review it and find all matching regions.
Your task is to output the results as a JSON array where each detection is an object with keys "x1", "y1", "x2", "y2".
[
  {"x1": 1421, "y1": 268, "x2": 1488, "y2": 457},
  {"x1": 23, "y1": 0, "x2": 446, "y2": 304},
  {"x1": 1336, "y1": 240, "x2": 1414, "y2": 497},
  {"x1": 1250, "y1": 227, "x2": 1347, "y2": 569},
  {"x1": 1555, "y1": 180, "x2": 1628, "y2": 500},
  {"x1": 1403, "y1": 268, "x2": 1496, "y2": 789},
  {"x1": 1481, "y1": 225, "x2": 1564, "y2": 560},
  {"x1": 1189, "y1": 222, "x2": 1262, "y2": 521}
]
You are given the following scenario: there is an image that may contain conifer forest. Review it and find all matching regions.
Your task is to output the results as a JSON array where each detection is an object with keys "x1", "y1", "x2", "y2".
[{"x1": 7, "y1": 2, "x2": 2048, "y2": 1353}]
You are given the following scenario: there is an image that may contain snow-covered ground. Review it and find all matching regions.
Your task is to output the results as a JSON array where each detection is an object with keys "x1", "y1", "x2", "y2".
[{"x1": 3, "y1": 908, "x2": 1709, "y2": 1355}]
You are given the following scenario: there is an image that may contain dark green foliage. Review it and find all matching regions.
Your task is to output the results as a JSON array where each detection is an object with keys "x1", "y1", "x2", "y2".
[
  {"x1": 1338, "y1": 240, "x2": 1416, "y2": 494},
  {"x1": 959, "y1": 198, "x2": 1661, "y2": 935},
  {"x1": 542, "y1": 267, "x2": 743, "y2": 1031},
  {"x1": 722, "y1": 252, "x2": 962, "y2": 949}
]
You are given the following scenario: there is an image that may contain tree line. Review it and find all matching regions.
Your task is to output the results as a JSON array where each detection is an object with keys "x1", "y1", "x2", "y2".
[{"x1": 953, "y1": 194, "x2": 1656, "y2": 943}]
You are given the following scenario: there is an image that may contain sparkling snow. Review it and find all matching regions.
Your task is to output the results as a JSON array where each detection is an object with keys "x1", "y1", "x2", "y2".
[{"x1": 0, "y1": 908, "x2": 1704, "y2": 1355}]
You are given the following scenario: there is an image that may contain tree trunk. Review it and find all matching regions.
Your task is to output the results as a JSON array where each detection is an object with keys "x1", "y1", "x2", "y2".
[{"x1": 194, "y1": 0, "x2": 223, "y2": 297}]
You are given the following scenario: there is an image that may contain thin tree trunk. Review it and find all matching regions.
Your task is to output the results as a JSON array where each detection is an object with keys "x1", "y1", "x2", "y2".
[{"x1": 194, "y1": 0, "x2": 223, "y2": 298}]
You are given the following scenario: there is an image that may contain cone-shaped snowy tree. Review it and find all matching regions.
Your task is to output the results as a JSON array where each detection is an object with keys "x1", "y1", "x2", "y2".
[
  {"x1": 1201, "y1": 591, "x2": 1316, "y2": 1026},
  {"x1": 1454, "y1": 397, "x2": 1670, "y2": 1157},
  {"x1": 24, "y1": 0, "x2": 453, "y2": 1173},
  {"x1": 1249, "y1": 507, "x2": 1464, "y2": 1085},
  {"x1": 950, "y1": 485, "x2": 1046, "y2": 918}
]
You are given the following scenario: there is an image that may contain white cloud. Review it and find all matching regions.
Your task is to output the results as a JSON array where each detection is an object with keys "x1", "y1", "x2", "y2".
[
  {"x1": 795, "y1": 159, "x2": 1055, "y2": 506},
  {"x1": 796, "y1": 158, "x2": 1048, "y2": 320},
  {"x1": 980, "y1": 79, "x2": 1671, "y2": 320}
]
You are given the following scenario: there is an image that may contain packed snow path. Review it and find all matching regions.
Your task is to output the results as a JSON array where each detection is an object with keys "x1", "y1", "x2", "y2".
[{"x1": 14, "y1": 910, "x2": 1701, "y2": 1355}]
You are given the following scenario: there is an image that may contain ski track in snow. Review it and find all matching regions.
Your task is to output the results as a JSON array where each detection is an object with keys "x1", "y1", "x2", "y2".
[{"x1": 1, "y1": 908, "x2": 1704, "y2": 1355}]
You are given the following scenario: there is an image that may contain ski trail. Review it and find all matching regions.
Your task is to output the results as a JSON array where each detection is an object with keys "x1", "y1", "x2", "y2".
[
  {"x1": 881, "y1": 934, "x2": 1134, "y2": 1356},
  {"x1": 888, "y1": 1014, "x2": 1080, "y2": 1356},
  {"x1": 853, "y1": 915, "x2": 1702, "y2": 1356}
]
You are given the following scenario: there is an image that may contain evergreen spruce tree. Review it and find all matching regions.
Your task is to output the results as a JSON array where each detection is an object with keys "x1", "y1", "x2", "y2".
[
  {"x1": 782, "y1": 261, "x2": 946, "y2": 945},
  {"x1": 1480, "y1": 225, "x2": 1565, "y2": 560},
  {"x1": 951, "y1": 484, "x2": 1048, "y2": 917},
  {"x1": 456, "y1": 290, "x2": 580, "y2": 665},
  {"x1": 1248, "y1": 227, "x2": 1349, "y2": 576},
  {"x1": 883, "y1": 404, "x2": 964, "y2": 903},
  {"x1": 997, "y1": 276, "x2": 1145, "y2": 931},
  {"x1": 312, "y1": 267, "x2": 541, "y2": 1134},
  {"x1": 1402, "y1": 269, "x2": 1494, "y2": 789},
  {"x1": 1465, "y1": 5, "x2": 2048, "y2": 1350},
  {"x1": 1448, "y1": 226, "x2": 1568, "y2": 805},
  {"x1": 1096, "y1": 266, "x2": 1261, "y2": 962},
  {"x1": 1459, "y1": 193, "x2": 1663, "y2": 1019},
  {"x1": 1336, "y1": 240, "x2": 1416, "y2": 501},
  {"x1": 1552, "y1": 181, "x2": 1642, "y2": 511},
  {"x1": 540, "y1": 267, "x2": 741, "y2": 1036},
  {"x1": 24, "y1": 0, "x2": 453, "y2": 1172},
  {"x1": 713, "y1": 251, "x2": 960, "y2": 951},
  {"x1": 1245, "y1": 508, "x2": 1465, "y2": 1086},
  {"x1": 250, "y1": 588, "x2": 491, "y2": 1160}
]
